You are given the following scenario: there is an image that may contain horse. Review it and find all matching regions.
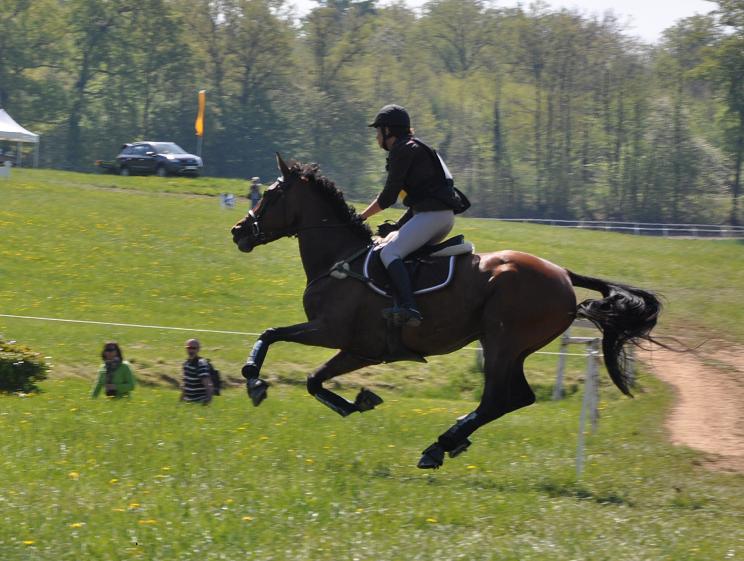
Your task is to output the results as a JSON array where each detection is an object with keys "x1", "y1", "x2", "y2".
[{"x1": 230, "y1": 154, "x2": 661, "y2": 469}]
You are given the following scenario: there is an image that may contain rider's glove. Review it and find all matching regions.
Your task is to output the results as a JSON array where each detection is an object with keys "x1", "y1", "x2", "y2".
[{"x1": 377, "y1": 220, "x2": 399, "y2": 238}]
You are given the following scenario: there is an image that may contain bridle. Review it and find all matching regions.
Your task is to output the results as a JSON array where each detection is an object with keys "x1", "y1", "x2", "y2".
[{"x1": 235, "y1": 176, "x2": 362, "y2": 249}]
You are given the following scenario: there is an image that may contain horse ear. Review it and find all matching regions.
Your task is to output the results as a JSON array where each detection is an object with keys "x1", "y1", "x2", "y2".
[{"x1": 276, "y1": 153, "x2": 291, "y2": 179}]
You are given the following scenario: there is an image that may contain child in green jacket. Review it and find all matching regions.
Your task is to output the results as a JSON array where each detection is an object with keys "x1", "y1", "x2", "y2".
[{"x1": 92, "y1": 342, "x2": 135, "y2": 398}]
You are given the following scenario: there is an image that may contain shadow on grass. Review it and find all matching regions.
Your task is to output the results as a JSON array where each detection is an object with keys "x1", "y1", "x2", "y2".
[{"x1": 538, "y1": 480, "x2": 635, "y2": 507}]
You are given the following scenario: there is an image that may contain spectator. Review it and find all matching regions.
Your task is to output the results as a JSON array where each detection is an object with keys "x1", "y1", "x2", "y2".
[
  {"x1": 92, "y1": 342, "x2": 136, "y2": 398},
  {"x1": 180, "y1": 338, "x2": 213, "y2": 404},
  {"x1": 248, "y1": 177, "x2": 261, "y2": 209},
  {"x1": 221, "y1": 192, "x2": 236, "y2": 209}
]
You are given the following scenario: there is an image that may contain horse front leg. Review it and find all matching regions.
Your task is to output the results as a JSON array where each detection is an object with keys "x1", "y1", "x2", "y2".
[
  {"x1": 307, "y1": 351, "x2": 381, "y2": 417},
  {"x1": 242, "y1": 321, "x2": 325, "y2": 406}
]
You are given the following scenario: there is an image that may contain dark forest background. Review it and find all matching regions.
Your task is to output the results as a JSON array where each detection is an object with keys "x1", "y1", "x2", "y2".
[{"x1": 1, "y1": 0, "x2": 742, "y2": 223}]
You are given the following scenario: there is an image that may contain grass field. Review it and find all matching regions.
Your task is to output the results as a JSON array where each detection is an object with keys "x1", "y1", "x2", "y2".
[
  {"x1": 1, "y1": 378, "x2": 742, "y2": 561},
  {"x1": 1, "y1": 169, "x2": 742, "y2": 392},
  {"x1": 1, "y1": 169, "x2": 743, "y2": 560}
]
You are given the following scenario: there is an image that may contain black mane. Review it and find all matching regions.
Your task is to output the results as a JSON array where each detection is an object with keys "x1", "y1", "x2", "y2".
[{"x1": 292, "y1": 162, "x2": 372, "y2": 241}]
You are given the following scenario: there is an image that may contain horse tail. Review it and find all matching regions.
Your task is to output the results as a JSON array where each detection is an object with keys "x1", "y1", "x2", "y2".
[{"x1": 567, "y1": 270, "x2": 662, "y2": 397}]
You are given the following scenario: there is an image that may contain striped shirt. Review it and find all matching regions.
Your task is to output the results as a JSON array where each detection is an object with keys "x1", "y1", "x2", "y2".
[{"x1": 182, "y1": 358, "x2": 210, "y2": 402}]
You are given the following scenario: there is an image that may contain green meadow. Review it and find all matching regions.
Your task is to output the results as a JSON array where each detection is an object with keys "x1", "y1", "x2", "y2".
[
  {"x1": 1, "y1": 169, "x2": 743, "y2": 560},
  {"x1": 1, "y1": 377, "x2": 743, "y2": 561}
]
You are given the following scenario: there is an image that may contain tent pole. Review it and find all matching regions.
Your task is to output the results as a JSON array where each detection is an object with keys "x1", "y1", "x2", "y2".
[
  {"x1": 34, "y1": 141, "x2": 40, "y2": 168},
  {"x1": 16, "y1": 142, "x2": 21, "y2": 167}
]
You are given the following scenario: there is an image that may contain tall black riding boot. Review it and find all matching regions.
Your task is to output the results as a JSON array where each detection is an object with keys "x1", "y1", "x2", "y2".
[{"x1": 383, "y1": 259, "x2": 423, "y2": 327}]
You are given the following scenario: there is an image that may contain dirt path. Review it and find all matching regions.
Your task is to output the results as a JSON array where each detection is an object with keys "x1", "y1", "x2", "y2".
[{"x1": 642, "y1": 344, "x2": 744, "y2": 473}]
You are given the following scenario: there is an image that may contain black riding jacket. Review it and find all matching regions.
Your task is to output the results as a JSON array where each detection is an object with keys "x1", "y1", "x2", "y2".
[{"x1": 376, "y1": 136, "x2": 459, "y2": 213}]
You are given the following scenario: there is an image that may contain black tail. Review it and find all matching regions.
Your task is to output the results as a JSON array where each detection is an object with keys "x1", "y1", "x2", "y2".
[{"x1": 568, "y1": 270, "x2": 662, "y2": 396}]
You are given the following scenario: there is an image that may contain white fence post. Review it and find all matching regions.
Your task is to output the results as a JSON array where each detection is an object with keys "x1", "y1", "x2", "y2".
[
  {"x1": 552, "y1": 328, "x2": 570, "y2": 400},
  {"x1": 576, "y1": 339, "x2": 601, "y2": 477},
  {"x1": 588, "y1": 339, "x2": 601, "y2": 433}
]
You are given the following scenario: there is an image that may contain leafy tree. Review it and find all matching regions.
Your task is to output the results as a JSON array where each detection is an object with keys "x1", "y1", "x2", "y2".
[{"x1": 702, "y1": 0, "x2": 744, "y2": 224}]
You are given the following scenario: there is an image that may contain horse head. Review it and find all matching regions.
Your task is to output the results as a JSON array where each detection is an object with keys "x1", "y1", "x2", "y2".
[
  {"x1": 231, "y1": 154, "x2": 372, "y2": 253},
  {"x1": 231, "y1": 154, "x2": 303, "y2": 253}
]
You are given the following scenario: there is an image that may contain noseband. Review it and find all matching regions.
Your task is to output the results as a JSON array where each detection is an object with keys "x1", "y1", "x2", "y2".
[{"x1": 238, "y1": 180, "x2": 298, "y2": 246}]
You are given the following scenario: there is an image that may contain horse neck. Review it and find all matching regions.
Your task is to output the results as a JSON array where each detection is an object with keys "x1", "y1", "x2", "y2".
[{"x1": 295, "y1": 205, "x2": 369, "y2": 282}]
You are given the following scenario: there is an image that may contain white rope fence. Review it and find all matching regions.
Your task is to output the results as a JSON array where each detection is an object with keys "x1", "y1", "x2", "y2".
[
  {"x1": 490, "y1": 218, "x2": 744, "y2": 239},
  {"x1": 0, "y1": 313, "x2": 594, "y2": 357}
]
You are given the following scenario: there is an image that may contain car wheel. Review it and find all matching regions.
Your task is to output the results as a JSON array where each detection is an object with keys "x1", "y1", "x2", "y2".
[
  {"x1": 156, "y1": 165, "x2": 168, "y2": 177},
  {"x1": 119, "y1": 166, "x2": 130, "y2": 176}
]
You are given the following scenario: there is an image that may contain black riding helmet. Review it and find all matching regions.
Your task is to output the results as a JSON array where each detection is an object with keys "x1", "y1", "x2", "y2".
[{"x1": 368, "y1": 104, "x2": 411, "y2": 129}]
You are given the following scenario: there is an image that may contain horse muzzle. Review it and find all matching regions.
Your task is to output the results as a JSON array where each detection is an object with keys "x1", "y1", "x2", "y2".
[
  {"x1": 236, "y1": 236, "x2": 255, "y2": 253},
  {"x1": 232, "y1": 213, "x2": 261, "y2": 252}
]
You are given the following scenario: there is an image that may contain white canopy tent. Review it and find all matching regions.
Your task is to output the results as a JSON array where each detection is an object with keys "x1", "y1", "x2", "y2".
[{"x1": 0, "y1": 108, "x2": 40, "y2": 167}]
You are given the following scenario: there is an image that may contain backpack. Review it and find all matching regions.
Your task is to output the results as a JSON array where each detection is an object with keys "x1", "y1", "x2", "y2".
[
  {"x1": 412, "y1": 137, "x2": 471, "y2": 214},
  {"x1": 204, "y1": 359, "x2": 222, "y2": 396}
]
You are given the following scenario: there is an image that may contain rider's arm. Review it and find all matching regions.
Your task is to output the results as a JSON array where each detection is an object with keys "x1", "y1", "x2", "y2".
[
  {"x1": 376, "y1": 142, "x2": 414, "y2": 210},
  {"x1": 360, "y1": 199, "x2": 383, "y2": 220}
]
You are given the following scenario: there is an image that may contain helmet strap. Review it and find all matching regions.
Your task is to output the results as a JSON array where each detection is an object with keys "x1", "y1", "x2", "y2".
[{"x1": 380, "y1": 126, "x2": 393, "y2": 151}]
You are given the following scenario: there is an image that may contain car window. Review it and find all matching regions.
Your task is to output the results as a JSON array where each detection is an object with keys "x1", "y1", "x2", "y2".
[
  {"x1": 152, "y1": 142, "x2": 187, "y2": 155},
  {"x1": 121, "y1": 146, "x2": 134, "y2": 155},
  {"x1": 133, "y1": 145, "x2": 149, "y2": 156}
]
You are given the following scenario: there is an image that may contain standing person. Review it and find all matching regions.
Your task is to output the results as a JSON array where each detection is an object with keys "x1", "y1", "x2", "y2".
[
  {"x1": 92, "y1": 342, "x2": 136, "y2": 398},
  {"x1": 248, "y1": 177, "x2": 261, "y2": 209},
  {"x1": 180, "y1": 338, "x2": 213, "y2": 404},
  {"x1": 360, "y1": 104, "x2": 468, "y2": 327}
]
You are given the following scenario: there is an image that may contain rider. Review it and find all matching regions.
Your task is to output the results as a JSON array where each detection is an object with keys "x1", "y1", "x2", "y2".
[{"x1": 360, "y1": 104, "x2": 463, "y2": 327}]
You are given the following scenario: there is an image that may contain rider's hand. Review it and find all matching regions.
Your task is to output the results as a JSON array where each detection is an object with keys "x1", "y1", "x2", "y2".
[{"x1": 377, "y1": 220, "x2": 399, "y2": 238}]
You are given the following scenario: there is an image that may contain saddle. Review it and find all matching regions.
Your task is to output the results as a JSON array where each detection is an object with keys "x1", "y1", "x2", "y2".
[
  {"x1": 331, "y1": 235, "x2": 475, "y2": 297},
  {"x1": 329, "y1": 235, "x2": 474, "y2": 364}
]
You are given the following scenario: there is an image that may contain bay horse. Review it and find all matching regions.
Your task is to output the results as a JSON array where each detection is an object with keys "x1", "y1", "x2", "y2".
[{"x1": 230, "y1": 155, "x2": 661, "y2": 469}]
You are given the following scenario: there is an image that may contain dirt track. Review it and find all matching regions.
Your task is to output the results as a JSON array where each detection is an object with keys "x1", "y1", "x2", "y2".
[{"x1": 643, "y1": 344, "x2": 744, "y2": 473}]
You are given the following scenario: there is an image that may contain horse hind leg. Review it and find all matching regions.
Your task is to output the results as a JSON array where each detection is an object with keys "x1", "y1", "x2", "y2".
[{"x1": 417, "y1": 343, "x2": 534, "y2": 469}]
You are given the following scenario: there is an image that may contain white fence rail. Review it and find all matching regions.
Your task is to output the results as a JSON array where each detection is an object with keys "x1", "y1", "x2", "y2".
[{"x1": 491, "y1": 218, "x2": 744, "y2": 239}]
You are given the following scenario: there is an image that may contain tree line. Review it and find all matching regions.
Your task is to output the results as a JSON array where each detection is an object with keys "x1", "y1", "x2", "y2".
[{"x1": 1, "y1": 0, "x2": 742, "y2": 224}]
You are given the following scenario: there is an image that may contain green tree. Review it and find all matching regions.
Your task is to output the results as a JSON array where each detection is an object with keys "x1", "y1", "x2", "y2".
[
  {"x1": 702, "y1": 0, "x2": 744, "y2": 224},
  {"x1": 64, "y1": 0, "x2": 134, "y2": 168}
]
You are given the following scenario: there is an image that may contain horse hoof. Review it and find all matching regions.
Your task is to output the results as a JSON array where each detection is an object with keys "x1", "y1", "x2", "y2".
[
  {"x1": 247, "y1": 378, "x2": 268, "y2": 407},
  {"x1": 354, "y1": 388, "x2": 383, "y2": 412},
  {"x1": 417, "y1": 443, "x2": 445, "y2": 469}
]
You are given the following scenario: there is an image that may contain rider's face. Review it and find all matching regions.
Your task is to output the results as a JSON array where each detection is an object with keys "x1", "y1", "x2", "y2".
[{"x1": 376, "y1": 127, "x2": 395, "y2": 150}]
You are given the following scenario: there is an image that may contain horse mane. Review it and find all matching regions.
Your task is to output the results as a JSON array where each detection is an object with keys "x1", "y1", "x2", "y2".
[{"x1": 293, "y1": 162, "x2": 372, "y2": 241}]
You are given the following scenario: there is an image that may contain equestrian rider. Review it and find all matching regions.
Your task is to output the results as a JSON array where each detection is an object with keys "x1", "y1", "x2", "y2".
[{"x1": 360, "y1": 104, "x2": 463, "y2": 327}]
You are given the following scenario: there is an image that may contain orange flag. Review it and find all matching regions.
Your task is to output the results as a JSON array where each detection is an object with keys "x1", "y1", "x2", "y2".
[{"x1": 195, "y1": 90, "x2": 206, "y2": 137}]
